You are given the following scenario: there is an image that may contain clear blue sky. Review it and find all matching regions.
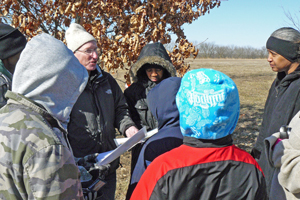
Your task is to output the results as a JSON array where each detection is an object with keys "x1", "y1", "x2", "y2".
[{"x1": 181, "y1": 0, "x2": 299, "y2": 48}]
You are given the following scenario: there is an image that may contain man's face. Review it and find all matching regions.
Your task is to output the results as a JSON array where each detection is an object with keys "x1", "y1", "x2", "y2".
[
  {"x1": 74, "y1": 41, "x2": 98, "y2": 73},
  {"x1": 267, "y1": 49, "x2": 293, "y2": 74},
  {"x1": 146, "y1": 67, "x2": 164, "y2": 83}
]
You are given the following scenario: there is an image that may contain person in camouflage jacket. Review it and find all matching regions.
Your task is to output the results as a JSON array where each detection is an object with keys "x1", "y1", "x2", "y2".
[{"x1": 0, "y1": 34, "x2": 89, "y2": 199}]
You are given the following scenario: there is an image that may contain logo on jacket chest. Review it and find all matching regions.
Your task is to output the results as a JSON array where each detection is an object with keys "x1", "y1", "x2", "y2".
[{"x1": 106, "y1": 89, "x2": 112, "y2": 94}]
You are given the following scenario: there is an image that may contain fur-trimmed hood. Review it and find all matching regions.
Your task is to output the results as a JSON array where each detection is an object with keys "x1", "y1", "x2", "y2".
[{"x1": 130, "y1": 42, "x2": 176, "y2": 82}]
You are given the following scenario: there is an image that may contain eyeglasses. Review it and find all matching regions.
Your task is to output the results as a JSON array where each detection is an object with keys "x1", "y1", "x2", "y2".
[{"x1": 76, "y1": 48, "x2": 100, "y2": 56}]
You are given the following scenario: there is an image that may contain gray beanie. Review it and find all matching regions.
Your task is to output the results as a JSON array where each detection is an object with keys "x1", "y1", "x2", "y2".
[{"x1": 65, "y1": 23, "x2": 96, "y2": 52}]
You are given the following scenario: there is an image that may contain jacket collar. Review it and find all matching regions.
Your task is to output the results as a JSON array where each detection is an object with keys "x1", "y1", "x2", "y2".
[
  {"x1": 89, "y1": 65, "x2": 104, "y2": 83},
  {"x1": 276, "y1": 64, "x2": 300, "y2": 86},
  {"x1": 183, "y1": 134, "x2": 233, "y2": 148}
]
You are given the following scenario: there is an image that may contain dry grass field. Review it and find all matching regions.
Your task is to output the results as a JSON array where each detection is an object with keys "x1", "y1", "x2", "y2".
[{"x1": 111, "y1": 58, "x2": 276, "y2": 200}]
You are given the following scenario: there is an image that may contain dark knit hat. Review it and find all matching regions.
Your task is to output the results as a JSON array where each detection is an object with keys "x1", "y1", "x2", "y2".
[
  {"x1": 0, "y1": 23, "x2": 27, "y2": 60},
  {"x1": 266, "y1": 36, "x2": 300, "y2": 63}
]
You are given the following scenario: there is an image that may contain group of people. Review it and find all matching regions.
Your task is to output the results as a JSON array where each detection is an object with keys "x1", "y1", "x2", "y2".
[{"x1": 0, "y1": 21, "x2": 300, "y2": 200}]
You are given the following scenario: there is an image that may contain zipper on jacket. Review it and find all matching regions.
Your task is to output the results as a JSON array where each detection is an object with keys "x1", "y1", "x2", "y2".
[
  {"x1": 275, "y1": 86, "x2": 279, "y2": 97},
  {"x1": 90, "y1": 82, "x2": 104, "y2": 150}
]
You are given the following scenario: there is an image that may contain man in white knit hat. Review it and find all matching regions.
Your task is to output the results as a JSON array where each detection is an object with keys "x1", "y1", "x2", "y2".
[{"x1": 66, "y1": 23, "x2": 139, "y2": 200}]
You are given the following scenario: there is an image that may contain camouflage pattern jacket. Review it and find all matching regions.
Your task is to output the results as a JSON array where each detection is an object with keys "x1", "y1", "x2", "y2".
[{"x1": 0, "y1": 91, "x2": 83, "y2": 200}]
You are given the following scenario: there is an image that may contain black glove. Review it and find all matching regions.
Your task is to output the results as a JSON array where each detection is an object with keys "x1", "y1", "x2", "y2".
[
  {"x1": 81, "y1": 165, "x2": 109, "y2": 200},
  {"x1": 76, "y1": 154, "x2": 111, "y2": 178},
  {"x1": 89, "y1": 164, "x2": 110, "y2": 180},
  {"x1": 76, "y1": 153, "x2": 99, "y2": 171},
  {"x1": 76, "y1": 154, "x2": 110, "y2": 198},
  {"x1": 82, "y1": 188, "x2": 99, "y2": 200}
]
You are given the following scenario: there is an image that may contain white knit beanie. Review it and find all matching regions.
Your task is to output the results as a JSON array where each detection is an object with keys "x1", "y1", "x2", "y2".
[{"x1": 65, "y1": 23, "x2": 96, "y2": 52}]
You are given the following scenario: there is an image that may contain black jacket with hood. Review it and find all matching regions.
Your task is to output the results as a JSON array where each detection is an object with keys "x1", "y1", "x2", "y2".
[
  {"x1": 124, "y1": 42, "x2": 176, "y2": 131},
  {"x1": 68, "y1": 66, "x2": 136, "y2": 172},
  {"x1": 124, "y1": 42, "x2": 177, "y2": 192},
  {"x1": 252, "y1": 65, "x2": 300, "y2": 195}
]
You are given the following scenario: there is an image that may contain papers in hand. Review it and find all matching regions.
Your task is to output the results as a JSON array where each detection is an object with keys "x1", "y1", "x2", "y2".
[
  {"x1": 95, "y1": 127, "x2": 158, "y2": 166},
  {"x1": 114, "y1": 128, "x2": 158, "y2": 146}
]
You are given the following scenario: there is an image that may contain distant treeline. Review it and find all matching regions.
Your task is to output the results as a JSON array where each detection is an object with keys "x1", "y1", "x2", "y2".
[{"x1": 165, "y1": 42, "x2": 268, "y2": 59}]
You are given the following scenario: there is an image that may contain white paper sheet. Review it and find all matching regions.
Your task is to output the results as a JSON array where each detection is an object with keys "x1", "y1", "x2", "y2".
[
  {"x1": 114, "y1": 128, "x2": 158, "y2": 146},
  {"x1": 95, "y1": 127, "x2": 149, "y2": 166}
]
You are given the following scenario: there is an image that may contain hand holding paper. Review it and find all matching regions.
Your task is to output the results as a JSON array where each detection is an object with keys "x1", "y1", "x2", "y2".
[{"x1": 95, "y1": 127, "x2": 158, "y2": 166}]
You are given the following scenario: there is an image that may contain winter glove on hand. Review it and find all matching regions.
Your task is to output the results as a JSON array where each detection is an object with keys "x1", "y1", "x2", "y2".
[
  {"x1": 81, "y1": 164, "x2": 110, "y2": 200},
  {"x1": 76, "y1": 153, "x2": 99, "y2": 171},
  {"x1": 82, "y1": 188, "x2": 99, "y2": 200},
  {"x1": 89, "y1": 164, "x2": 111, "y2": 180}
]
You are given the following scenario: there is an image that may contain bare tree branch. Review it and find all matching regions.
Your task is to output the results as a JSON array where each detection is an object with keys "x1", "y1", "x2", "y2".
[{"x1": 283, "y1": 7, "x2": 300, "y2": 31}]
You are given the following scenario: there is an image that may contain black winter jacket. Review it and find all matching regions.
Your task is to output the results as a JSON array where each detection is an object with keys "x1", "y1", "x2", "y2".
[
  {"x1": 68, "y1": 67, "x2": 135, "y2": 171},
  {"x1": 124, "y1": 42, "x2": 177, "y2": 198},
  {"x1": 130, "y1": 136, "x2": 267, "y2": 200},
  {"x1": 124, "y1": 80, "x2": 157, "y2": 130},
  {"x1": 252, "y1": 64, "x2": 300, "y2": 195}
]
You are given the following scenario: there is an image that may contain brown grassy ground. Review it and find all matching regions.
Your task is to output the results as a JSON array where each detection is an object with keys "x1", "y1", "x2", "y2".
[{"x1": 111, "y1": 58, "x2": 276, "y2": 200}]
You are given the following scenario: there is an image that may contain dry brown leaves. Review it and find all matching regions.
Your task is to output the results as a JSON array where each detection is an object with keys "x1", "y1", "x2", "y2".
[{"x1": 1, "y1": 0, "x2": 220, "y2": 81}]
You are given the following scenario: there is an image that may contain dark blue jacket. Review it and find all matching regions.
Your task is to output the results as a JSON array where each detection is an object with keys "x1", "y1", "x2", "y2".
[
  {"x1": 144, "y1": 77, "x2": 183, "y2": 162},
  {"x1": 126, "y1": 77, "x2": 183, "y2": 199}
]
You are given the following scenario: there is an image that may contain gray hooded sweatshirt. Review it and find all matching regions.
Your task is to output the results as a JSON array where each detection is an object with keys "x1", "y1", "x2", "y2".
[
  {"x1": 0, "y1": 33, "x2": 88, "y2": 199},
  {"x1": 12, "y1": 33, "x2": 88, "y2": 128}
]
